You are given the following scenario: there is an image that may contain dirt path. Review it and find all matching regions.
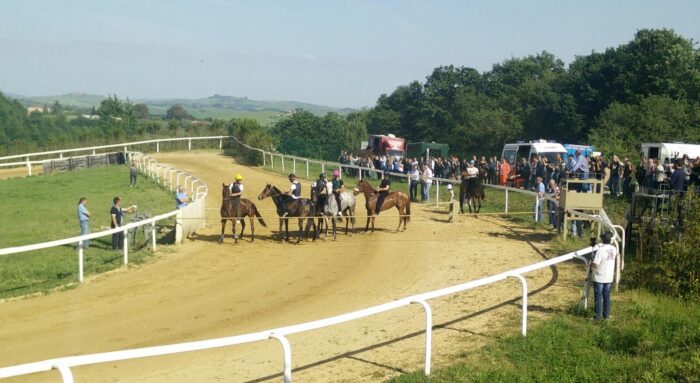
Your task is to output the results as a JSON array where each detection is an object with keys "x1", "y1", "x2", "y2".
[{"x1": 0, "y1": 151, "x2": 586, "y2": 382}]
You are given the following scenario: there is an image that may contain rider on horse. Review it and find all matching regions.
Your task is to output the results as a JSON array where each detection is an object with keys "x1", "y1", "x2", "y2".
[
  {"x1": 374, "y1": 171, "x2": 391, "y2": 216},
  {"x1": 331, "y1": 169, "x2": 344, "y2": 216},
  {"x1": 229, "y1": 174, "x2": 244, "y2": 222},
  {"x1": 282, "y1": 173, "x2": 302, "y2": 216},
  {"x1": 314, "y1": 173, "x2": 330, "y2": 206}
]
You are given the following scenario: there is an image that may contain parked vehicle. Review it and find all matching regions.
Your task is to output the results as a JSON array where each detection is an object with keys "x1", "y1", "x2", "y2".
[
  {"x1": 563, "y1": 144, "x2": 595, "y2": 159},
  {"x1": 406, "y1": 142, "x2": 449, "y2": 159},
  {"x1": 501, "y1": 140, "x2": 568, "y2": 166},
  {"x1": 641, "y1": 142, "x2": 700, "y2": 164},
  {"x1": 365, "y1": 134, "x2": 406, "y2": 158}
]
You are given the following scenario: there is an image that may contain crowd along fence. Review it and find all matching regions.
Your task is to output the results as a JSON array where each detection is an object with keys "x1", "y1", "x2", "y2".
[{"x1": 0, "y1": 136, "x2": 622, "y2": 382}]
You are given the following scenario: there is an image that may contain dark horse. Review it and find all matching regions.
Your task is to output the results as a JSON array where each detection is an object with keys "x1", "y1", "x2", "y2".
[
  {"x1": 459, "y1": 169, "x2": 486, "y2": 214},
  {"x1": 356, "y1": 180, "x2": 411, "y2": 233},
  {"x1": 220, "y1": 184, "x2": 267, "y2": 243},
  {"x1": 257, "y1": 184, "x2": 317, "y2": 243}
]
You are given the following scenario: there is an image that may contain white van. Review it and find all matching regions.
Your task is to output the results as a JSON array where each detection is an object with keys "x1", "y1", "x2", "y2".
[
  {"x1": 501, "y1": 140, "x2": 569, "y2": 166},
  {"x1": 641, "y1": 142, "x2": 700, "y2": 165}
]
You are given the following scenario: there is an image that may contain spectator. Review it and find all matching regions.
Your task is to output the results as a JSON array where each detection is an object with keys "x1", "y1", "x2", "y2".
[
  {"x1": 499, "y1": 158, "x2": 511, "y2": 186},
  {"x1": 111, "y1": 197, "x2": 136, "y2": 250},
  {"x1": 547, "y1": 179, "x2": 560, "y2": 230},
  {"x1": 77, "y1": 197, "x2": 91, "y2": 248},
  {"x1": 669, "y1": 161, "x2": 686, "y2": 196},
  {"x1": 176, "y1": 185, "x2": 190, "y2": 209},
  {"x1": 129, "y1": 162, "x2": 138, "y2": 187},
  {"x1": 421, "y1": 163, "x2": 433, "y2": 203},
  {"x1": 571, "y1": 150, "x2": 590, "y2": 192},
  {"x1": 609, "y1": 155, "x2": 621, "y2": 197},
  {"x1": 653, "y1": 159, "x2": 666, "y2": 190},
  {"x1": 592, "y1": 232, "x2": 617, "y2": 321},
  {"x1": 409, "y1": 163, "x2": 420, "y2": 201},
  {"x1": 622, "y1": 156, "x2": 634, "y2": 199},
  {"x1": 533, "y1": 175, "x2": 545, "y2": 222}
]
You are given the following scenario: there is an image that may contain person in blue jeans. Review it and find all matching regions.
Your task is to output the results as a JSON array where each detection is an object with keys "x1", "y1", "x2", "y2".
[
  {"x1": 533, "y1": 176, "x2": 545, "y2": 222},
  {"x1": 77, "y1": 197, "x2": 91, "y2": 248},
  {"x1": 592, "y1": 232, "x2": 618, "y2": 320}
]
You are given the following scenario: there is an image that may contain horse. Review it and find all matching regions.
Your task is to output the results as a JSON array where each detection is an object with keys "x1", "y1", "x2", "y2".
[
  {"x1": 220, "y1": 184, "x2": 267, "y2": 243},
  {"x1": 311, "y1": 184, "x2": 357, "y2": 240},
  {"x1": 257, "y1": 184, "x2": 317, "y2": 243},
  {"x1": 459, "y1": 169, "x2": 486, "y2": 214},
  {"x1": 356, "y1": 179, "x2": 410, "y2": 233}
]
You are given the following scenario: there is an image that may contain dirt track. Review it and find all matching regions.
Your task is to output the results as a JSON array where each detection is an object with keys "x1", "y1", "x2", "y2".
[{"x1": 0, "y1": 151, "x2": 586, "y2": 382}]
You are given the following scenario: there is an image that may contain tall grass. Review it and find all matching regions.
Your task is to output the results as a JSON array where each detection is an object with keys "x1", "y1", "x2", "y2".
[{"x1": 0, "y1": 165, "x2": 176, "y2": 298}]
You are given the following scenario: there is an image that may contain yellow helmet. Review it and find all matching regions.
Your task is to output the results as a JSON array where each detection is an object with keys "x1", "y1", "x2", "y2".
[{"x1": 235, "y1": 174, "x2": 243, "y2": 180}]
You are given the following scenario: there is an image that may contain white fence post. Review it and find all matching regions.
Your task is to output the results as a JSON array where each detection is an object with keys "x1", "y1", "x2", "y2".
[
  {"x1": 269, "y1": 333, "x2": 292, "y2": 383},
  {"x1": 509, "y1": 274, "x2": 528, "y2": 336},
  {"x1": 306, "y1": 160, "x2": 309, "y2": 178},
  {"x1": 271, "y1": 154, "x2": 274, "y2": 169},
  {"x1": 411, "y1": 299, "x2": 433, "y2": 375},
  {"x1": 151, "y1": 222, "x2": 157, "y2": 252},
  {"x1": 78, "y1": 244, "x2": 84, "y2": 283},
  {"x1": 281, "y1": 155, "x2": 285, "y2": 173},
  {"x1": 505, "y1": 189, "x2": 509, "y2": 214},
  {"x1": 219, "y1": 138, "x2": 223, "y2": 150},
  {"x1": 436, "y1": 180, "x2": 440, "y2": 207},
  {"x1": 123, "y1": 229, "x2": 129, "y2": 265},
  {"x1": 188, "y1": 139, "x2": 192, "y2": 151},
  {"x1": 26, "y1": 158, "x2": 32, "y2": 176},
  {"x1": 156, "y1": 142, "x2": 160, "y2": 153},
  {"x1": 52, "y1": 363, "x2": 75, "y2": 383},
  {"x1": 293, "y1": 158, "x2": 296, "y2": 176}
]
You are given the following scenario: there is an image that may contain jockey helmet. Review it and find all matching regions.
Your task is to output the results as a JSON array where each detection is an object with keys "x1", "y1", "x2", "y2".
[
  {"x1": 288, "y1": 173, "x2": 296, "y2": 179},
  {"x1": 332, "y1": 169, "x2": 340, "y2": 177},
  {"x1": 319, "y1": 173, "x2": 326, "y2": 179},
  {"x1": 235, "y1": 174, "x2": 243, "y2": 181}
]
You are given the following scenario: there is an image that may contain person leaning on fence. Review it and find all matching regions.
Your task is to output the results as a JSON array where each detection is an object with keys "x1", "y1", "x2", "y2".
[
  {"x1": 111, "y1": 196, "x2": 136, "y2": 250},
  {"x1": 228, "y1": 174, "x2": 244, "y2": 222},
  {"x1": 546, "y1": 179, "x2": 560, "y2": 230},
  {"x1": 374, "y1": 171, "x2": 391, "y2": 216},
  {"x1": 592, "y1": 232, "x2": 617, "y2": 321},
  {"x1": 129, "y1": 161, "x2": 138, "y2": 187},
  {"x1": 176, "y1": 185, "x2": 190, "y2": 209},
  {"x1": 533, "y1": 175, "x2": 545, "y2": 222},
  {"x1": 77, "y1": 197, "x2": 91, "y2": 248}
]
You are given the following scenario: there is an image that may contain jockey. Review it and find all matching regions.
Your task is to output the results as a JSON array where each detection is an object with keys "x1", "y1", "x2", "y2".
[
  {"x1": 314, "y1": 173, "x2": 330, "y2": 207},
  {"x1": 283, "y1": 173, "x2": 302, "y2": 200},
  {"x1": 229, "y1": 174, "x2": 244, "y2": 222},
  {"x1": 466, "y1": 160, "x2": 479, "y2": 179},
  {"x1": 374, "y1": 170, "x2": 391, "y2": 216},
  {"x1": 331, "y1": 169, "x2": 344, "y2": 216}
]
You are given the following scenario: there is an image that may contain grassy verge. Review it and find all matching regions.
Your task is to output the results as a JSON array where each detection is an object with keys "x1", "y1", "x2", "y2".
[
  {"x1": 0, "y1": 165, "x2": 176, "y2": 299},
  {"x1": 387, "y1": 290, "x2": 700, "y2": 383}
]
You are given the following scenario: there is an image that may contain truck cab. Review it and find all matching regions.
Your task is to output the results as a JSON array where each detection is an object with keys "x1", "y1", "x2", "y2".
[{"x1": 501, "y1": 140, "x2": 568, "y2": 187}]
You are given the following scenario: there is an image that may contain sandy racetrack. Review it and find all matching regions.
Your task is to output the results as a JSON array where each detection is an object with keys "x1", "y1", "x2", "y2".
[{"x1": 0, "y1": 151, "x2": 586, "y2": 382}]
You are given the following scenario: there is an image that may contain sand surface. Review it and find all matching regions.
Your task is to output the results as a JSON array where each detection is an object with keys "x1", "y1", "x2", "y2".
[{"x1": 0, "y1": 151, "x2": 586, "y2": 382}]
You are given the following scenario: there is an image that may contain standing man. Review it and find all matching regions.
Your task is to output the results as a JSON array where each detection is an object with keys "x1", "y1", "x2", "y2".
[
  {"x1": 546, "y1": 179, "x2": 560, "y2": 230},
  {"x1": 176, "y1": 185, "x2": 189, "y2": 209},
  {"x1": 374, "y1": 171, "x2": 391, "y2": 216},
  {"x1": 129, "y1": 162, "x2": 138, "y2": 187},
  {"x1": 592, "y1": 232, "x2": 617, "y2": 321},
  {"x1": 609, "y1": 155, "x2": 621, "y2": 197},
  {"x1": 571, "y1": 150, "x2": 590, "y2": 192},
  {"x1": 409, "y1": 163, "x2": 420, "y2": 201},
  {"x1": 331, "y1": 169, "x2": 344, "y2": 215},
  {"x1": 228, "y1": 174, "x2": 244, "y2": 222},
  {"x1": 421, "y1": 163, "x2": 433, "y2": 203},
  {"x1": 499, "y1": 158, "x2": 511, "y2": 186},
  {"x1": 533, "y1": 175, "x2": 545, "y2": 222},
  {"x1": 111, "y1": 197, "x2": 136, "y2": 250},
  {"x1": 77, "y1": 197, "x2": 91, "y2": 248}
]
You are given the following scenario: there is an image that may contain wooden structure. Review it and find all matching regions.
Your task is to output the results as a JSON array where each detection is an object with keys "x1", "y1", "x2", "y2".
[{"x1": 559, "y1": 176, "x2": 604, "y2": 239}]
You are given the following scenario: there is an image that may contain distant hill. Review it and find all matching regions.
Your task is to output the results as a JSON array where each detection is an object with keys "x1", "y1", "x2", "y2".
[{"x1": 7, "y1": 92, "x2": 354, "y2": 122}]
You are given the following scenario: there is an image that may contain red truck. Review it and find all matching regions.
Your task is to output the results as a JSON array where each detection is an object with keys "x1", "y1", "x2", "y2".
[{"x1": 364, "y1": 134, "x2": 406, "y2": 158}]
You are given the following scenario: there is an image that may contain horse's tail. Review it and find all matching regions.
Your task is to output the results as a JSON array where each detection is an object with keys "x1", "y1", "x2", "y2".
[{"x1": 253, "y1": 204, "x2": 267, "y2": 227}]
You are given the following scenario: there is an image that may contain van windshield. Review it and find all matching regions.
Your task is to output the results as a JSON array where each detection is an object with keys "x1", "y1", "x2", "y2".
[{"x1": 538, "y1": 152, "x2": 566, "y2": 163}]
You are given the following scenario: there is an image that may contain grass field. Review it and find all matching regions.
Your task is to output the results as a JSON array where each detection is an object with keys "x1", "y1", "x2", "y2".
[
  {"x1": 0, "y1": 165, "x2": 177, "y2": 299},
  {"x1": 387, "y1": 290, "x2": 700, "y2": 383}
]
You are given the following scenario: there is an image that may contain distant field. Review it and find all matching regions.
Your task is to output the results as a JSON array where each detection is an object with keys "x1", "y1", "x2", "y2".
[{"x1": 0, "y1": 165, "x2": 176, "y2": 298}]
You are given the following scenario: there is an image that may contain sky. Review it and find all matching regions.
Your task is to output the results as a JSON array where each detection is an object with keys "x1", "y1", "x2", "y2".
[{"x1": 1, "y1": 0, "x2": 699, "y2": 108}]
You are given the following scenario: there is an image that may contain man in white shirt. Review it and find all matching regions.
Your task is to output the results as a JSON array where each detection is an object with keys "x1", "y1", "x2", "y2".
[
  {"x1": 409, "y1": 163, "x2": 420, "y2": 201},
  {"x1": 592, "y1": 232, "x2": 617, "y2": 320},
  {"x1": 421, "y1": 164, "x2": 433, "y2": 203}
]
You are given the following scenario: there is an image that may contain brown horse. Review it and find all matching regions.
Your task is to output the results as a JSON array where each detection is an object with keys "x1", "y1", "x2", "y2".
[
  {"x1": 459, "y1": 169, "x2": 486, "y2": 214},
  {"x1": 257, "y1": 184, "x2": 317, "y2": 243},
  {"x1": 356, "y1": 179, "x2": 410, "y2": 233},
  {"x1": 220, "y1": 184, "x2": 267, "y2": 243}
]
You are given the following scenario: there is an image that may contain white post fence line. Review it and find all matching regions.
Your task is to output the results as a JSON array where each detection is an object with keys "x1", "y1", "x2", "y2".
[
  {"x1": 0, "y1": 246, "x2": 597, "y2": 382},
  {"x1": 0, "y1": 151, "x2": 208, "y2": 284}
]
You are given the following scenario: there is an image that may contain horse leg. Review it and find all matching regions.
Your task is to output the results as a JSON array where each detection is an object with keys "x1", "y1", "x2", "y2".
[
  {"x1": 232, "y1": 219, "x2": 238, "y2": 244},
  {"x1": 240, "y1": 218, "x2": 246, "y2": 241},
  {"x1": 278, "y1": 218, "x2": 284, "y2": 241},
  {"x1": 395, "y1": 206, "x2": 402, "y2": 232},
  {"x1": 332, "y1": 216, "x2": 337, "y2": 240},
  {"x1": 220, "y1": 219, "x2": 226, "y2": 243},
  {"x1": 365, "y1": 209, "x2": 371, "y2": 233},
  {"x1": 249, "y1": 215, "x2": 255, "y2": 242},
  {"x1": 297, "y1": 218, "x2": 303, "y2": 243}
]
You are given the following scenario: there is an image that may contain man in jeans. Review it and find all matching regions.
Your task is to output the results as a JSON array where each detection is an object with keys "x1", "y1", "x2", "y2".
[
  {"x1": 77, "y1": 197, "x2": 91, "y2": 248},
  {"x1": 592, "y1": 232, "x2": 617, "y2": 321}
]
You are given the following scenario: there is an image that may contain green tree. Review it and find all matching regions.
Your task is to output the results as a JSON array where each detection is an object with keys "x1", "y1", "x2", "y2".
[
  {"x1": 133, "y1": 103, "x2": 149, "y2": 119},
  {"x1": 165, "y1": 105, "x2": 192, "y2": 121}
]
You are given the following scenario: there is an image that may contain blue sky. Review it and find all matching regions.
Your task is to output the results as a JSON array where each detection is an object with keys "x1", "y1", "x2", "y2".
[{"x1": 1, "y1": 0, "x2": 698, "y2": 107}]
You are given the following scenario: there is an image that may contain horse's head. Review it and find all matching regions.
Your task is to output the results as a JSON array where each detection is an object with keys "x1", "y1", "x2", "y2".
[
  {"x1": 222, "y1": 183, "x2": 231, "y2": 199},
  {"x1": 356, "y1": 180, "x2": 372, "y2": 193},
  {"x1": 257, "y1": 183, "x2": 272, "y2": 200}
]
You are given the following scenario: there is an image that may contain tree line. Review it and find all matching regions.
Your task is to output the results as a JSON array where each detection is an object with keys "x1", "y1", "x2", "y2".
[{"x1": 1, "y1": 28, "x2": 698, "y2": 161}]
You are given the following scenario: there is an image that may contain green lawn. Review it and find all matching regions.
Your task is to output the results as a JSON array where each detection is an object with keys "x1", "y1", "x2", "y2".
[
  {"x1": 388, "y1": 290, "x2": 700, "y2": 383},
  {"x1": 0, "y1": 165, "x2": 176, "y2": 298}
]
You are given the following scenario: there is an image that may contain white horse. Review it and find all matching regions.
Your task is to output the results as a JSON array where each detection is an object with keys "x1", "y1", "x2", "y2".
[{"x1": 316, "y1": 184, "x2": 356, "y2": 240}]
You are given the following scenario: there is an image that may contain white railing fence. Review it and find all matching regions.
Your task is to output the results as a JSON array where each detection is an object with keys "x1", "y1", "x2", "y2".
[
  {"x1": 0, "y1": 135, "x2": 623, "y2": 382},
  {"x1": 0, "y1": 246, "x2": 599, "y2": 383},
  {"x1": 0, "y1": 148, "x2": 208, "y2": 284}
]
